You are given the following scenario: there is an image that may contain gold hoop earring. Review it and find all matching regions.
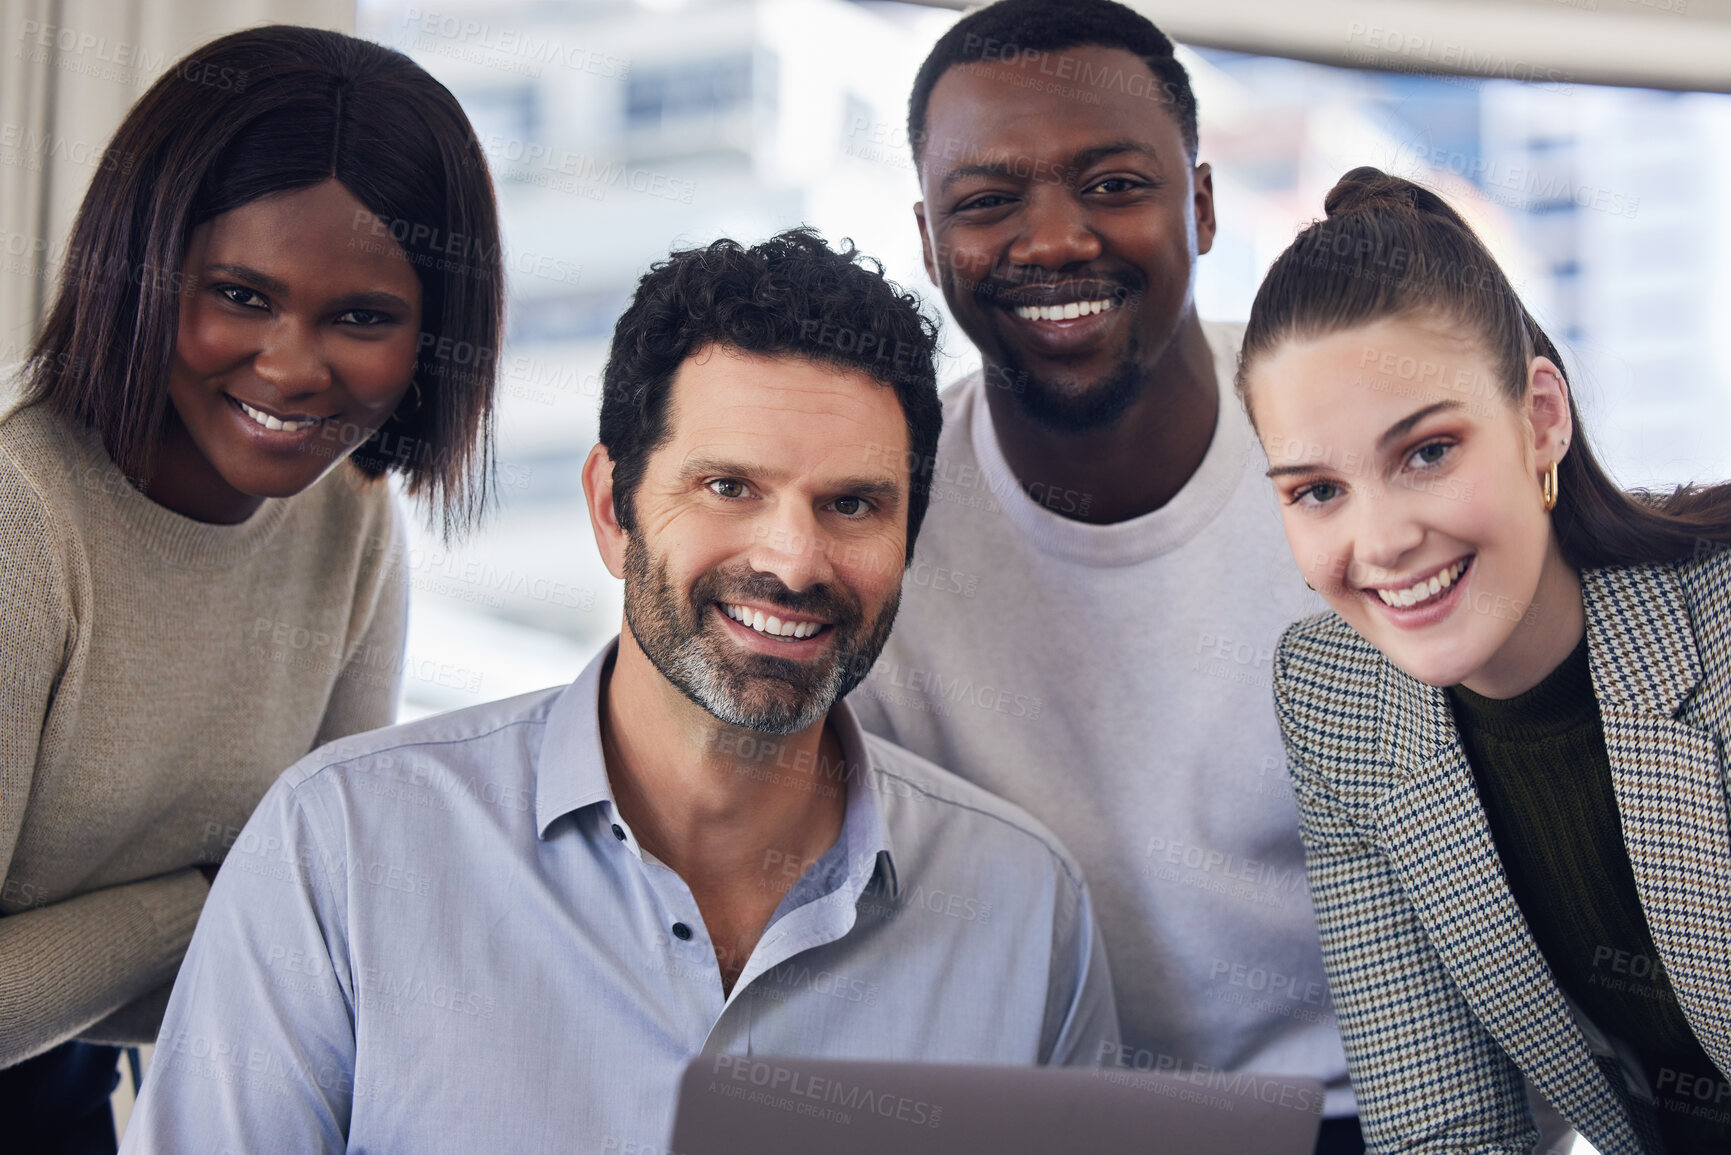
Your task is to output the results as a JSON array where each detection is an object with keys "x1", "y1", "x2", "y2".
[
  {"x1": 402, "y1": 378, "x2": 423, "y2": 414},
  {"x1": 1541, "y1": 460, "x2": 1559, "y2": 512}
]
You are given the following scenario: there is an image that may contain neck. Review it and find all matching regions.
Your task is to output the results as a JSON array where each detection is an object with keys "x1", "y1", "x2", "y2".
[
  {"x1": 981, "y1": 311, "x2": 1219, "y2": 524},
  {"x1": 599, "y1": 629, "x2": 849, "y2": 987},
  {"x1": 1458, "y1": 539, "x2": 1586, "y2": 699}
]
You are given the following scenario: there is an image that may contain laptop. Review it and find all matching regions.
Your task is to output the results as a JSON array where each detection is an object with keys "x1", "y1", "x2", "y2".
[{"x1": 668, "y1": 1056, "x2": 1324, "y2": 1154}]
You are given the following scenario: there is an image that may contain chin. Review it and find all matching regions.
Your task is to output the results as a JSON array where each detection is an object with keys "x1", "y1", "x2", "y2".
[
  {"x1": 225, "y1": 467, "x2": 327, "y2": 501},
  {"x1": 1370, "y1": 633, "x2": 1489, "y2": 690}
]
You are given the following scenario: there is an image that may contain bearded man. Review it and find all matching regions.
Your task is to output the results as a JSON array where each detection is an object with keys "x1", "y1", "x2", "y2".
[{"x1": 121, "y1": 230, "x2": 1116, "y2": 1155}]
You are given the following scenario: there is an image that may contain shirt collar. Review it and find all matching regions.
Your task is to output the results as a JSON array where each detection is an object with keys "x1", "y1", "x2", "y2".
[
  {"x1": 533, "y1": 636, "x2": 899, "y2": 897},
  {"x1": 534, "y1": 638, "x2": 619, "y2": 838},
  {"x1": 829, "y1": 694, "x2": 900, "y2": 901}
]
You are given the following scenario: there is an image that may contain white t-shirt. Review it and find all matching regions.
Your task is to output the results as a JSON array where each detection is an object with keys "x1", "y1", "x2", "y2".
[{"x1": 849, "y1": 321, "x2": 1353, "y2": 1116}]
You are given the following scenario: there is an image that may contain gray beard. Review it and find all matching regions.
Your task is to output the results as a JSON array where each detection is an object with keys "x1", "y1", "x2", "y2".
[{"x1": 621, "y1": 535, "x2": 899, "y2": 735}]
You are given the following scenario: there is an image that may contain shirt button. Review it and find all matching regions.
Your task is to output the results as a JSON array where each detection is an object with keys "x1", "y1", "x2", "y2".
[
  {"x1": 611, "y1": 823, "x2": 626, "y2": 841},
  {"x1": 671, "y1": 922, "x2": 693, "y2": 941}
]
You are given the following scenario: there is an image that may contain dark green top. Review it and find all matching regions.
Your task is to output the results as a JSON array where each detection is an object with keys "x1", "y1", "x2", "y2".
[{"x1": 1449, "y1": 635, "x2": 1730, "y2": 1152}]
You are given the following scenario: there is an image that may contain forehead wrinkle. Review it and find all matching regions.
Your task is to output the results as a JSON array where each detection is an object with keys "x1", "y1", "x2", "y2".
[
  {"x1": 660, "y1": 349, "x2": 910, "y2": 483},
  {"x1": 671, "y1": 437, "x2": 905, "y2": 493}
]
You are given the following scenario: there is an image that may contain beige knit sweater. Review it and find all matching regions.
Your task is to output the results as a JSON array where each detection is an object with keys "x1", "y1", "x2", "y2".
[{"x1": 0, "y1": 400, "x2": 407, "y2": 1065}]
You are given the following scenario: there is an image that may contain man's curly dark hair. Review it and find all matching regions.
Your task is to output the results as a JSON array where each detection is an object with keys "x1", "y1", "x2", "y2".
[{"x1": 599, "y1": 228, "x2": 944, "y2": 559}]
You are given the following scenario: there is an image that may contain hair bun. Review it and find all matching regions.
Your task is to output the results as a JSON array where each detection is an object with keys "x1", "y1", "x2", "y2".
[{"x1": 1323, "y1": 166, "x2": 1458, "y2": 223}]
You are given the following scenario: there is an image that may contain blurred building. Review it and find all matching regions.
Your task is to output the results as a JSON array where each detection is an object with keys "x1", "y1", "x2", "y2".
[
  {"x1": 355, "y1": 0, "x2": 1731, "y2": 718},
  {"x1": 357, "y1": 0, "x2": 958, "y2": 715},
  {"x1": 1477, "y1": 82, "x2": 1731, "y2": 488}
]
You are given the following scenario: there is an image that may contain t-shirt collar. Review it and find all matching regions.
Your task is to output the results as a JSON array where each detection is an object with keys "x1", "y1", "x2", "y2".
[{"x1": 968, "y1": 321, "x2": 1253, "y2": 566}]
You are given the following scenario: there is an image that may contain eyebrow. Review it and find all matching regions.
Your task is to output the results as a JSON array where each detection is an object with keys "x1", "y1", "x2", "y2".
[
  {"x1": 1377, "y1": 400, "x2": 1464, "y2": 450},
  {"x1": 938, "y1": 140, "x2": 1157, "y2": 194},
  {"x1": 204, "y1": 263, "x2": 288, "y2": 295},
  {"x1": 1073, "y1": 140, "x2": 1160, "y2": 170},
  {"x1": 677, "y1": 456, "x2": 905, "y2": 505},
  {"x1": 202, "y1": 263, "x2": 414, "y2": 312},
  {"x1": 1264, "y1": 400, "x2": 1466, "y2": 479}
]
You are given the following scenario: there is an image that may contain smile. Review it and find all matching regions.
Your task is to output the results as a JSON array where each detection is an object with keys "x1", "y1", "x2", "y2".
[
  {"x1": 1011, "y1": 298, "x2": 1119, "y2": 322},
  {"x1": 720, "y1": 602, "x2": 827, "y2": 640},
  {"x1": 1371, "y1": 557, "x2": 1472, "y2": 609},
  {"x1": 232, "y1": 397, "x2": 325, "y2": 433}
]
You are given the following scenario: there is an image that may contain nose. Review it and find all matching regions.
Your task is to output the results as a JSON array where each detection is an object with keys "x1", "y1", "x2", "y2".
[
  {"x1": 745, "y1": 499, "x2": 837, "y2": 595},
  {"x1": 252, "y1": 318, "x2": 333, "y2": 399},
  {"x1": 1007, "y1": 183, "x2": 1102, "y2": 270},
  {"x1": 1350, "y1": 488, "x2": 1426, "y2": 584}
]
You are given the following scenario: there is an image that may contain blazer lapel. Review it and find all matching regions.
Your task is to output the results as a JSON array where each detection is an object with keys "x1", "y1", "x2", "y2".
[
  {"x1": 1582, "y1": 565, "x2": 1731, "y2": 1076},
  {"x1": 1373, "y1": 664, "x2": 1642, "y2": 1149}
]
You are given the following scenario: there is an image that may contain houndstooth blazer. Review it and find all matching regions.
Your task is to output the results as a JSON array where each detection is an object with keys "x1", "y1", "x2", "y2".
[{"x1": 1274, "y1": 556, "x2": 1731, "y2": 1154}]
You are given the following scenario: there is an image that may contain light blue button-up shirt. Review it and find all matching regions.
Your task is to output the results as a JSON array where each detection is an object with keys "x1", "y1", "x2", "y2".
[{"x1": 122, "y1": 641, "x2": 1117, "y2": 1154}]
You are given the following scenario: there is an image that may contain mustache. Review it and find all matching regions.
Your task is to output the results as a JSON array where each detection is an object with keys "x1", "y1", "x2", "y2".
[
  {"x1": 695, "y1": 567, "x2": 858, "y2": 624},
  {"x1": 972, "y1": 268, "x2": 1141, "y2": 306}
]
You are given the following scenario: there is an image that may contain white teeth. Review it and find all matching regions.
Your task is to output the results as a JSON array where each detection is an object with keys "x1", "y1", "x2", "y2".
[
  {"x1": 1375, "y1": 559, "x2": 1470, "y2": 608},
  {"x1": 237, "y1": 400, "x2": 318, "y2": 433},
  {"x1": 723, "y1": 604, "x2": 823, "y2": 639},
  {"x1": 1013, "y1": 298, "x2": 1117, "y2": 322}
]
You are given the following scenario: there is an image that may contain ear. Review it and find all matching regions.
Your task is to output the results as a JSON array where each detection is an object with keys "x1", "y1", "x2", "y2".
[
  {"x1": 1192, "y1": 161, "x2": 1216, "y2": 257},
  {"x1": 1525, "y1": 356, "x2": 1572, "y2": 473},
  {"x1": 914, "y1": 201, "x2": 938, "y2": 286},
  {"x1": 581, "y1": 443, "x2": 628, "y2": 580}
]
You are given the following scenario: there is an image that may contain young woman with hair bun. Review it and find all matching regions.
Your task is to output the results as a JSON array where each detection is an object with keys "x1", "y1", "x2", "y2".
[
  {"x1": 0, "y1": 26, "x2": 502, "y2": 1150},
  {"x1": 1237, "y1": 166, "x2": 1731, "y2": 1153}
]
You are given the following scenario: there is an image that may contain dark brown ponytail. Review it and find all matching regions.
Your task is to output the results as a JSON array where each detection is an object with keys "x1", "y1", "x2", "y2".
[{"x1": 1238, "y1": 166, "x2": 1731, "y2": 570}]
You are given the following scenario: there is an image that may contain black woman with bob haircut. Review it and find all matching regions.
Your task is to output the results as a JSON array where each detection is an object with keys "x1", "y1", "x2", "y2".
[{"x1": 0, "y1": 25, "x2": 501, "y2": 1151}]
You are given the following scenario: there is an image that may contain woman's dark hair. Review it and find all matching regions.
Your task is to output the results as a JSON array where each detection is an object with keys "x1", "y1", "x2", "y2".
[
  {"x1": 1237, "y1": 166, "x2": 1731, "y2": 570},
  {"x1": 599, "y1": 228, "x2": 943, "y2": 559},
  {"x1": 24, "y1": 25, "x2": 503, "y2": 537},
  {"x1": 907, "y1": 0, "x2": 1198, "y2": 172}
]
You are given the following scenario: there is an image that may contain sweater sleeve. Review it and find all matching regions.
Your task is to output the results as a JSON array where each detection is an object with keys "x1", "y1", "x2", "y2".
[
  {"x1": 79, "y1": 978, "x2": 175, "y2": 1047},
  {"x1": 1273, "y1": 635, "x2": 1538, "y2": 1153},
  {"x1": 0, "y1": 469, "x2": 211, "y2": 1065},
  {"x1": 313, "y1": 487, "x2": 408, "y2": 747}
]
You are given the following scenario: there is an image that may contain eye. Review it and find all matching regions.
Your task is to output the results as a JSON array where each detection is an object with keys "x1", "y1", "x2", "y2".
[
  {"x1": 1290, "y1": 481, "x2": 1341, "y2": 508},
  {"x1": 829, "y1": 495, "x2": 871, "y2": 518},
  {"x1": 955, "y1": 192, "x2": 1013, "y2": 213},
  {"x1": 1086, "y1": 177, "x2": 1144, "y2": 195},
  {"x1": 707, "y1": 479, "x2": 748, "y2": 499},
  {"x1": 1408, "y1": 440, "x2": 1452, "y2": 469},
  {"x1": 337, "y1": 308, "x2": 396, "y2": 326},
  {"x1": 216, "y1": 285, "x2": 269, "y2": 310}
]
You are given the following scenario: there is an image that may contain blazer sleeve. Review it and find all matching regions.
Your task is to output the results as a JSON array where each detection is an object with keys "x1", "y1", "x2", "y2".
[{"x1": 1273, "y1": 627, "x2": 1539, "y2": 1153}]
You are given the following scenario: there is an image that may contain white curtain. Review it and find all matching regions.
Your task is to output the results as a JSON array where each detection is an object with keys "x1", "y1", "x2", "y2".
[{"x1": 0, "y1": 0, "x2": 354, "y2": 364}]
